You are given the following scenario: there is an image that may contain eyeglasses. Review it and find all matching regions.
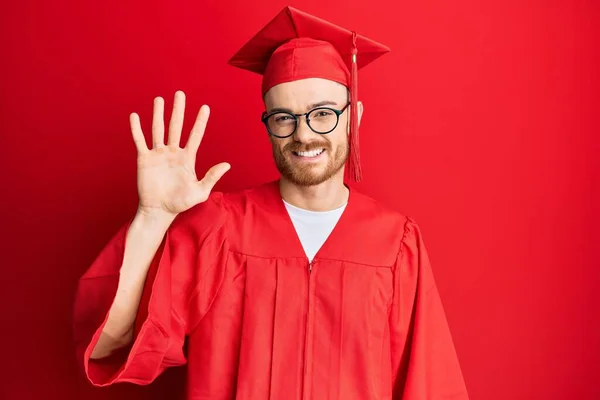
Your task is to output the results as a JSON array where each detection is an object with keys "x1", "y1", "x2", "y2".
[{"x1": 261, "y1": 103, "x2": 350, "y2": 138}]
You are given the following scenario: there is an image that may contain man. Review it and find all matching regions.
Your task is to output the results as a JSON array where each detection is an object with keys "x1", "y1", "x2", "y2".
[{"x1": 73, "y1": 6, "x2": 469, "y2": 400}]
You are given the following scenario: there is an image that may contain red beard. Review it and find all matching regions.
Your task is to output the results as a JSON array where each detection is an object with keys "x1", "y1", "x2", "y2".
[{"x1": 272, "y1": 139, "x2": 348, "y2": 186}]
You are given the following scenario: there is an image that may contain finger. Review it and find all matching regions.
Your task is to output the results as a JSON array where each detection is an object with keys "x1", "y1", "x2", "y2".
[
  {"x1": 152, "y1": 97, "x2": 165, "y2": 148},
  {"x1": 129, "y1": 113, "x2": 148, "y2": 154},
  {"x1": 198, "y1": 162, "x2": 231, "y2": 192},
  {"x1": 186, "y1": 105, "x2": 210, "y2": 155},
  {"x1": 168, "y1": 90, "x2": 185, "y2": 147}
]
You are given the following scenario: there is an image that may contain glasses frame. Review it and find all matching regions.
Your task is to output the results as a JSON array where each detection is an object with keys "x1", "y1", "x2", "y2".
[{"x1": 261, "y1": 102, "x2": 350, "y2": 138}]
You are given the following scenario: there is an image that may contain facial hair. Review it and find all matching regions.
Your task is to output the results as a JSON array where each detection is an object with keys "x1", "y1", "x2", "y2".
[{"x1": 272, "y1": 138, "x2": 349, "y2": 186}]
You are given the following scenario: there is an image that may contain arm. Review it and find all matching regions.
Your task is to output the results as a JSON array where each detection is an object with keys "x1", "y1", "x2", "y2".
[
  {"x1": 73, "y1": 193, "x2": 228, "y2": 386},
  {"x1": 90, "y1": 209, "x2": 174, "y2": 359},
  {"x1": 390, "y1": 217, "x2": 469, "y2": 399},
  {"x1": 73, "y1": 91, "x2": 230, "y2": 385}
]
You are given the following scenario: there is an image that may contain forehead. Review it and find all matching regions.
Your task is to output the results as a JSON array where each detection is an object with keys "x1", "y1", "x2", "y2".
[{"x1": 264, "y1": 78, "x2": 347, "y2": 109}]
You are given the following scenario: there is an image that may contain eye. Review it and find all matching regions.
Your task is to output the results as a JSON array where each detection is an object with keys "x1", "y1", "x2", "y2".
[
  {"x1": 274, "y1": 115, "x2": 294, "y2": 122},
  {"x1": 313, "y1": 110, "x2": 334, "y2": 118}
]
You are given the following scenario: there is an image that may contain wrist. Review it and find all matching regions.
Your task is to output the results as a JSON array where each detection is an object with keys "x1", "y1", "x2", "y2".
[{"x1": 134, "y1": 206, "x2": 176, "y2": 231}]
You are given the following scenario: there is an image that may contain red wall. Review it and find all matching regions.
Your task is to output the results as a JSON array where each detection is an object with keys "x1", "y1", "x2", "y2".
[{"x1": 1, "y1": 1, "x2": 597, "y2": 399}]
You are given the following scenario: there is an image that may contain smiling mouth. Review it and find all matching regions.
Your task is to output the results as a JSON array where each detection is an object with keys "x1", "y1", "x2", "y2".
[{"x1": 292, "y1": 148, "x2": 325, "y2": 158}]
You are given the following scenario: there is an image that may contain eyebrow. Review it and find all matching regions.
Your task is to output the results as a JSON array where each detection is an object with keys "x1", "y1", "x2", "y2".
[{"x1": 268, "y1": 100, "x2": 340, "y2": 114}]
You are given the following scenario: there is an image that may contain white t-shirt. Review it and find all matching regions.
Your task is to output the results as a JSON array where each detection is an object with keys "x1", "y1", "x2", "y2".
[{"x1": 283, "y1": 199, "x2": 347, "y2": 263}]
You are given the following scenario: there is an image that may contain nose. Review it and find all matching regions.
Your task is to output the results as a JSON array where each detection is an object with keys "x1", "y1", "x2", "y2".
[{"x1": 293, "y1": 115, "x2": 317, "y2": 143}]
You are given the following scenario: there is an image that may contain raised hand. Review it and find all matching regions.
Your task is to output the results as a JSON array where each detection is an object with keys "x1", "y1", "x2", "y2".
[{"x1": 131, "y1": 90, "x2": 230, "y2": 218}]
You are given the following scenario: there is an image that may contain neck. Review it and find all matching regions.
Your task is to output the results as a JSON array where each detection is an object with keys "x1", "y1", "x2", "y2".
[{"x1": 278, "y1": 171, "x2": 349, "y2": 211}]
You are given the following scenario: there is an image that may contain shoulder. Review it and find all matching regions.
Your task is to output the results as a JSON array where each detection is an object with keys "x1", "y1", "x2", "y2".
[
  {"x1": 218, "y1": 180, "x2": 281, "y2": 214},
  {"x1": 351, "y1": 188, "x2": 409, "y2": 227},
  {"x1": 350, "y1": 188, "x2": 423, "y2": 248},
  {"x1": 170, "y1": 190, "x2": 230, "y2": 236},
  {"x1": 178, "y1": 181, "x2": 269, "y2": 219}
]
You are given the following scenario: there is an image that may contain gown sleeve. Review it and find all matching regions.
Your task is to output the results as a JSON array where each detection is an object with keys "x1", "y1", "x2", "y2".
[
  {"x1": 73, "y1": 192, "x2": 229, "y2": 386},
  {"x1": 389, "y1": 217, "x2": 469, "y2": 399}
]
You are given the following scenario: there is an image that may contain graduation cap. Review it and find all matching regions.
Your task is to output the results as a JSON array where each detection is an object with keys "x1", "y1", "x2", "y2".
[{"x1": 228, "y1": 6, "x2": 390, "y2": 182}]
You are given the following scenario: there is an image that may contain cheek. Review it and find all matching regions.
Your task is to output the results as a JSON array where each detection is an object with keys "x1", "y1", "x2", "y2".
[
  {"x1": 270, "y1": 137, "x2": 289, "y2": 152},
  {"x1": 329, "y1": 126, "x2": 349, "y2": 148}
]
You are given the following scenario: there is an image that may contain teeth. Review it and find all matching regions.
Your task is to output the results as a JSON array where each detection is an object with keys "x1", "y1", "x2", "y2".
[{"x1": 296, "y1": 149, "x2": 324, "y2": 158}]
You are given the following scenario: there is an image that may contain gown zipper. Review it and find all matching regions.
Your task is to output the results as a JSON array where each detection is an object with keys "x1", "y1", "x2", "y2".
[{"x1": 303, "y1": 259, "x2": 316, "y2": 399}]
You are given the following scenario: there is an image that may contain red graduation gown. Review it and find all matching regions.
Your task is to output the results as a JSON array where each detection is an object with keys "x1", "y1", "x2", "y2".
[{"x1": 73, "y1": 180, "x2": 468, "y2": 399}]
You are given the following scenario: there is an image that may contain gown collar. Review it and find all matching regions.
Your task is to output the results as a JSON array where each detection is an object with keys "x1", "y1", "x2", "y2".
[{"x1": 258, "y1": 179, "x2": 355, "y2": 262}]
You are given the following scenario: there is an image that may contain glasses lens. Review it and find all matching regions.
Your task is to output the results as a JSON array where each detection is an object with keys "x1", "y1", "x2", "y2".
[
  {"x1": 267, "y1": 112, "x2": 296, "y2": 137},
  {"x1": 307, "y1": 108, "x2": 338, "y2": 133}
]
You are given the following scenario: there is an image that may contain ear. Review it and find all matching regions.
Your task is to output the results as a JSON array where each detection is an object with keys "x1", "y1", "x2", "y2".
[
  {"x1": 348, "y1": 101, "x2": 365, "y2": 134},
  {"x1": 357, "y1": 100, "x2": 364, "y2": 126},
  {"x1": 346, "y1": 100, "x2": 365, "y2": 136}
]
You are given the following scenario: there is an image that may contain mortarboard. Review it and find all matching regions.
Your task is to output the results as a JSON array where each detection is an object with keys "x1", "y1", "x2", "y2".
[{"x1": 228, "y1": 6, "x2": 390, "y2": 182}]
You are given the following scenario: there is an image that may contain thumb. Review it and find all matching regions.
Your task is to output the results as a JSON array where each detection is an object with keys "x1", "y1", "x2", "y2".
[{"x1": 198, "y1": 162, "x2": 231, "y2": 193}]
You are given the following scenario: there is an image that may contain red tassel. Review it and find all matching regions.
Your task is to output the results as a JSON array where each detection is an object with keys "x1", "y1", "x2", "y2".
[{"x1": 349, "y1": 31, "x2": 362, "y2": 182}]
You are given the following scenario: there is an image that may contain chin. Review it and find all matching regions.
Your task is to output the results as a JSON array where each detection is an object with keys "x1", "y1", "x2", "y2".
[
  {"x1": 285, "y1": 173, "x2": 329, "y2": 187},
  {"x1": 279, "y1": 163, "x2": 343, "y2": 187}
]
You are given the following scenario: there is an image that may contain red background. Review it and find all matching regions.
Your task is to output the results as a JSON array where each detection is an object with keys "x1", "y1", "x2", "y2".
[{"x1": 1, "y1": 0, "x2": 598, "y2": 399}]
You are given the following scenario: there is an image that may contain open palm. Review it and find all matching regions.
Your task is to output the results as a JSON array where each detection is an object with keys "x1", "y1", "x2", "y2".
[{"x1": 131, "y1": 91, "x2": 230, "y2": 217}]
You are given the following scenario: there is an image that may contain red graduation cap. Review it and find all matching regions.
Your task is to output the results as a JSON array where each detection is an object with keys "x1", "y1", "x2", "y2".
[{"x1": 228, "y1": 6, "x2": 390, "y2": 182}]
